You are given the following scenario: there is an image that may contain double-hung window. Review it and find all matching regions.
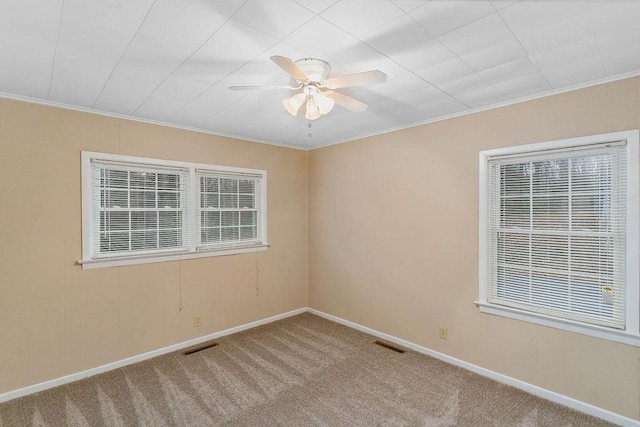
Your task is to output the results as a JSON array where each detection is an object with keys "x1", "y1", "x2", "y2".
[
  {"x1": 90, "y1": 161, "x2": 190, "y2": 256},
  {"x1": 81, "y1": 152, "x2": 267, "y2": 268},
  {"x1": 478, "y1": 130, "x2": 639, "y2": 345}
]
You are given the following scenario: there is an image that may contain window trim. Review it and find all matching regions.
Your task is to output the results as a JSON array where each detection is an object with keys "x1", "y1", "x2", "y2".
[
  {"x1": 80, "y1": 151, "x2": 268, "y2": 269},
  {"x1": 477, "y1": 130, "x2": 640, "y2": 346}
]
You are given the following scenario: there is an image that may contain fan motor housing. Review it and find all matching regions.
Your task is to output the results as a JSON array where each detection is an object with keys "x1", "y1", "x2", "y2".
[{"x1": 294, "y1": 58, "x2": 331, "y2": 83}]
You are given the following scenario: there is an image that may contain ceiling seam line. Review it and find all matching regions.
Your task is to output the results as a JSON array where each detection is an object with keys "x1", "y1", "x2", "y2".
[
  {"x1": 91, "y1": 0, "x2": 158, "y2": 109},
  {"x1": 494, "y1": 7, "x2": 554, "y2": 90},
  {"x1": 341, "y1": 11, "x2": 473, "y2": 109},
  {"x1": 47, "y1": 0, "x2": 66, "y2": 100},
  {"x1": 403, "y1": 14, "x2": 473, "y2": 107},
  {"x1": 130, "y1": 0, "x2": 250, "y2": 116},
  {"x1": 585, "y1": 3, "x2": 608, "y2": 77}
]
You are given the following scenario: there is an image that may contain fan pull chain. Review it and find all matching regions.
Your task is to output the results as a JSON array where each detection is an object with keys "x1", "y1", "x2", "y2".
[{"x1": 307, "y1": 95, "x2": 313, "y2": 138}]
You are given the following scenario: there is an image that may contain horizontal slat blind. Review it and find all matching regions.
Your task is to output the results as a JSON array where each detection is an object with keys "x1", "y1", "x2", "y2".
[
  {"x1": 90, "y1": 160, "x2": 190, "y2": 258},
  {"x1": 196, "y1": 170, "x2": 263, "y2": 249},
  {"x1": 487, "y1": 143, "x2": 627, "y2": 329}
]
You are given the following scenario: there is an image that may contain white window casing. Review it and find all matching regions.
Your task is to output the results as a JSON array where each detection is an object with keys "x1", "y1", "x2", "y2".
[
  {"x1": 80, "y1": 152, "x2": 268, "y2": 269},
  {"x1": 477, "y1": 130, "x2": 640, "y2": 346}
]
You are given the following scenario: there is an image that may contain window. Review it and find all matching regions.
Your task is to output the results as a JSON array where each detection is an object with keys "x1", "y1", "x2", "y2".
[
  {"x1": 478, "y1": 130, "x2": 639, "y2": 345},
  {"x1": 81, "y1": 152, "x2": 267, "y2": 269},
  {"x1": 197, "y1": 171, "x2": 262, "y2": 249}
]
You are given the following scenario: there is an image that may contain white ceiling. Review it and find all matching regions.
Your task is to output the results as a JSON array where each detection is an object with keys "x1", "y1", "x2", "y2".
[{"x1": 1, "y1": 0, "x2": 639, "y2": 149}]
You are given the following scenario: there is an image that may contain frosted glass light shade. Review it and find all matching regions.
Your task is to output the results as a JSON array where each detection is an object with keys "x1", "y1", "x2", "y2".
[
  {"x1": 305, "y1": 100, "x2": 321, "y2": 120},
  {"x1": 314, "y1": 91, "x2": 335, "y2": 114},
  {"x1": 282, "y1": 93, "x2": 307, "y2": 116}
]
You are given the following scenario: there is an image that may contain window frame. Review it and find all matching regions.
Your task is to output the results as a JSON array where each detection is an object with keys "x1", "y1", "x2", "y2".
[
  {"x1": 477, "y1": 130, "x2": 640, "y2": 346},
  {"x1": 80, "y1": 151, "x2": 268, "y2": 269}
]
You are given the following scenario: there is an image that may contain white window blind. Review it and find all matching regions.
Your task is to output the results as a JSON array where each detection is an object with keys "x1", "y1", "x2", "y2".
[
  {"x1": 90, "y1": 160, "x2": 190, "y2": 258},
  {"x1": 81, "y1": 151, "x2": 268, "y2": 268},
  {"x1": 197, "y1": 171, "x2": 263, "y2": 249},
  {"x1": 487, "y1": 142, "x2": 627, "y2": 329}
]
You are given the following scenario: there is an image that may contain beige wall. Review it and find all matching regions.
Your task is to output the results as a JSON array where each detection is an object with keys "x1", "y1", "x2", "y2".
[
  {"x1": 2, "y1": 76, "x2": 640, "y2": 420},
  {"x1": 0, "y1": 98, "x2": 308, "y2": 394},
  {"x1": 308, "y1": 76, "x2": 640, "y2": 420}
]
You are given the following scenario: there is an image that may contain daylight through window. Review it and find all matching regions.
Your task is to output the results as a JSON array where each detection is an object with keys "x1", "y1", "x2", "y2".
[
  {"x1": 81, "y1": 152, "x2": 267, "y2": 268},
  {"x1": 478, "y1": 131, "x2": 639, "y2": 345}
]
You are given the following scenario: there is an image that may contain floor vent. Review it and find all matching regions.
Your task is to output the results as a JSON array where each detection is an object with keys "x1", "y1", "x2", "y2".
[
  {"x1": 182, "y1": 342, "x2": 219, "y2": 355},
  {"x1": 374, "y1": 340, "x2": 406, "y2": 353}
]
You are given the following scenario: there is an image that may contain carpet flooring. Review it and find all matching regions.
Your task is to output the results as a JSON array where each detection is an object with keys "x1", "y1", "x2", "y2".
[{"x1": 0, "y1": 313, "x2": 613, "y2": 426}]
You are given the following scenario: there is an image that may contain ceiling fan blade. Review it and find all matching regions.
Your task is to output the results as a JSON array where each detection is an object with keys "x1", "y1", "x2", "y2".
[
  {"x1": 229, "y1": 84, "x2": 301, "y2": 90},
  {"x1": 282, "y1": 93, "x2": 307, "y2": 116},
  {"x1": 270, "y1": 55, "x2": 309, "y2": 82},
  {"x1": 324, "y1": 91, "x2": 368, "y2": 112},
  {"x1": 313, "y1": 91, "x2": 335, "y2": 115},
  {"x1": 323, "y1": 70, "x2": 387, "y2": 89}
]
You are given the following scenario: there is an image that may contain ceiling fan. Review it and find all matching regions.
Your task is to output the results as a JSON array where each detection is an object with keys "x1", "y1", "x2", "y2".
[{"x1": 229, "y1": 56, "x2": 387, "y2": 120}]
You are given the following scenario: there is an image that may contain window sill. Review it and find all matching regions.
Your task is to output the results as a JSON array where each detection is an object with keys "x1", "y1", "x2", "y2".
[
  {"x1": 475, "y1": 301, "x2": 640, "y2": 347},
  {"x1": 78, "y1": 244, "x2": 269, "y2": 269}
]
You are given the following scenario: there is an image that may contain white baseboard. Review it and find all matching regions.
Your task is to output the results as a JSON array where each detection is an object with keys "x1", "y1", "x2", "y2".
[
  {"x1": 0, "y1": 307, "x2": 306, "y2": 404},
  {"x1": 2, "y1": 305, "x2": 638, "y2": 426},
  {"x1": 307, "y1": 308, "x2": 640, "y2": 427}
]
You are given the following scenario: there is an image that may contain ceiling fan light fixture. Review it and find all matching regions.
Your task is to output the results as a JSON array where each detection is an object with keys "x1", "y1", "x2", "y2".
[
  {"x1": 236, "y1": 56, "x2": 384, "y2": 122},
  {"x1": 305, "y1": 99, "x2": 321, "y2": 120},
  {"x1": 313, "y1": 91, "x2": 335, "y2": 115},
  {"x1": 282, "y1": 93, "x2": 307, "y2": 116}
]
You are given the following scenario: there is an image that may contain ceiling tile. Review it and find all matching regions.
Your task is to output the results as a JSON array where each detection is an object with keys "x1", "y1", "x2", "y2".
[
  {"x1": 320, "y1": 0, "x2": 405, "y2": 39},
  {"x1": 478, "y1": 57, "x2": 542, "y2": 84},
  {"x1": 169, "y1": 83, "x2": 247, "y2": 128},
  {"x1": 439, "y1": 73, "x2": 488, "y2": 97},
  {"x1": 458, "y1": 37, "x2": 526, "y2": 72},
  {"x1": 200, "y1": 0, "x2": 246, "y2": 17},
  {"x1": 410, "y1": 0, "x2": 495, "y2": 37},
  {"x1": 493, "y1": 72, "x2": 551, "y2": 100},
  {"x1": 364, "y1": 15, "x2": 456, "y2": 71},
  {"x1": 133, "y1": 76, "x2": 210, "y2": 121},
  {"x1": 530, "y1": 37, "x2": 605, "y2": 88},
  {"x1": 233, "y1": 0, "x2": 315, "y2": 39},
  {"x1": 293, "y1": 0, "x2": 340, "y2": 14},
  {"x1": 385, "y1": 83, "x2": 449, "y2": 108},
  {"x1": 416, "y1": 57, "x2": 475, "y2": 87},
  {"x1": 454, "y1": 83, "x2": 504, "y2": 109},
  {"x1": 490, "y1": 0, "x2": 521, "y2": 11},
  {"x1": 171, "y1": 20, "x2": 278, "y2": 86},
  {"x1": 365, "y1": 14, "x2": 434, "y2": 55},
  {"x1": 588, "y1": 1, "x2": 640, "y2": 35},
  {"x1": 368, "y1": 73, "x2": 434, "y2": 99},
  {"x1": 589, "y1": 2, "x2": 640, "y2": 76},
  {"x1": 500, "y1": 1, "x2": 593, "y2": 55},
  {"x1": 0, "y1": 0, "x2": 63, "y2": 98},
  {"x1": 49, "y1": 0, "x2": 155, "y2": 106},
  {"x1": 595, "y1": 32, "x2": 640, "y2": 77},
  {"x1": 48, "y1": 47, "x2": 118, "y2": 107},
  {"x1": 284, "y1": 17, "x2": 358, "y2": 58},
  {"x1": 415, "y1": 96, "x2": 468, "y2": 120},
  {"x1": 391, "y1": 0, "x2": 427, "y2": 13},
  {"x1": 120, "y1": 0, "x2": 229, "y2": 65},
  {"x1": 391, "y1": 38, "x2": 455, "y2": 72},
  {"x1": 94, "y1": 0, "x2": 230, "y2": 113},
  {"x1": 55, "y1": 0, "x2": 154, "y2": 61},
  {"x1": 438, "y1": 13, "x2": 511, "y2": 57}
]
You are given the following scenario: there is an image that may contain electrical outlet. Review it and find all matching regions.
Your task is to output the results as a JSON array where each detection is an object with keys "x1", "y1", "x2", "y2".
[
  {"x1": 439, "y1": 327, "x2": 448, "y2": 340},
  {"x1": 194, "y1": 315, "x2": 202, "y2": 327}
]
